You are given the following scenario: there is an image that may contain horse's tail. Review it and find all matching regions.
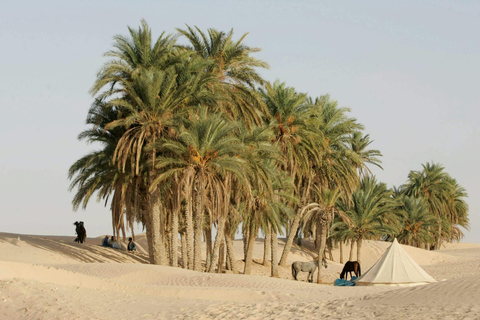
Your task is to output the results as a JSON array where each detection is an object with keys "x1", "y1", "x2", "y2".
[
  {"x1": 291, "y1": 264, "x2": 296, "y2": 280},
  {"x1": 358, "y1": 263, "x2": 361, "y2": 277}
]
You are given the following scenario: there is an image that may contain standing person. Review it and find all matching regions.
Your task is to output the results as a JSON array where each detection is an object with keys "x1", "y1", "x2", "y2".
[{"x1": 127, "y1": 237, "x2": 137, "y2": 253}]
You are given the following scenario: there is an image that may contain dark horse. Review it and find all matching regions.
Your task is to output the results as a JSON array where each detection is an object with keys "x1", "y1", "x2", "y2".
[
  {"x1": 292, "y1": 258, "x2": 328, "y2": 283},
  {"x1": 340, "y1": 261, "x2": 361, "y2": 280},
  {"x1": 73, "y1": 221, "x2": 86, "y2": 243}
]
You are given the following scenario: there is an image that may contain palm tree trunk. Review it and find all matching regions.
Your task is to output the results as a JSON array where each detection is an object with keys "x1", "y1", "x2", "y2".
[
  {"x1": 169, "y1": 179, "x2": 181, "y2": 267},
  {"x1": 193, "y1": 172, "x2": 206, "y2": 272},
  {"x1": 356, "y1": 237, "x2": 363, "y2": 265},
  {"x1": 279, "y1": 175, "x2": 313, "y2": 265},
  {"x1": 270, "y1": 226, "x2": 279, "y2": 278},
  {"x1": 296, "y1": 226, "x2": 302, "y2": 246},
  {"x1": 263, "y1": 225, "x2": 271, "y2": 266},
  {"x1": 349, "y1": 239, "x2": 355, "y2": 261},
  {"x1": 339, "y1": 241, "x2": 344, "y2": 264},
  {"x1": 208, "y1": 214, "x2": 226, "y2": 273},
  {"x1": 315, "y1": 221, "x2": 321, "y2": 250},
  {"x1": 244, "y1": 220, "x2": 257, "y2": 275},
  {"x1": 225, "y1": 251, "x2": 231, "y2": 271},
  {"x1": 436, "y1": 220, "x2": 442, "y2": 250},
  {"x1": 181, "y1": 232, "x2": 188, "y2": 269},
  {"x1": 243, "y1": 225, "x2": 249, "y2": 261},
  {"x1": 218, "y1": 240, "x2": 225, "y2": 273},
  {"x1": 279, "y1": 207, "x2": 302, "y2": 266},
  {"x1": 205, "y1": 228, "x2": 212, "y2": 271},
  {"x1": 170, "y1": 207, "x2": 179, "y2": 267},
  {"x1": 316, "y1": 222, "x2": 328, "y2": 284},
  {"x1": 148, "y1": 184, "x2": 164, "y2": 265},
  {"x1": 224, "y1": 226, "x2": 238, "y2": 273},
  {"x1": 185, "y1": 192, "x2": 194, "y2": 269},
  {"x1": 327, "y1": 238, "x2": 334, "y2": 261},
  {"x1": 120, "y1": 223, "x2": 126, "y2": 243},
  {"x1": 145, "y1": 211, "x2": 154, "y2": 263},
  {"x1": 159, "y1": 200, "x2": 167, "y2": 265}
]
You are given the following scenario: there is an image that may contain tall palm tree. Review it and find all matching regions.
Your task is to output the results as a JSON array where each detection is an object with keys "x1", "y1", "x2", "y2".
[
  {"x1": 401, "y1": 162, "x2": 455, "y2": 249},
  {"x1": 80, "y1": 21, "x2": 186, "y2": 264},
  {"x1": 393, "y1": 194, "x2": 437, "y2": 246},
  {"x1": 302, "y1": 95, "x2": 364, "y2": 280},
  {"x1": 302, "y1": 187, "x2": 350, "y2": 283},
  {"x1": 334, "y1": 176, "x2": 395, "y2": 265},
  {"x1": 242, "y1": 161, "x2": 295, "y2": 275},
  {"x1": 229, "y1": 124, "x2": 291, "y2": 275},
  {"x1": 259, "y1": 81, "x2": 322, "y2": 267},
  {"x1": 311, "y1": 95, "x2": 363, "y2": 199},
  {"x1": 443, "y1": 177, "x2": 469, "y2": 241},
  {"x1": 176, "y1": 25, "x2": 269, "y2": 127},
  {"x1": 91, "y1": 19, "x2": 178, "y2": 99},
  {"x1": 68, "y1": 99, "x2": 146, "y2": 241},
  {"x1": 103, "y1": 63, "x2": 213, "y2": 264},
  {"x1": 153, "y1": 108, "x2": 249, "y2": 271}
]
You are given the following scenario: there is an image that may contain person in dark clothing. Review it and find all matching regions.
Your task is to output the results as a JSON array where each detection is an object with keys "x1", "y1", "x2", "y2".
[
  {"x1": 127, "y1": 237, "x2": 137, "y2": 253},
  {"x1": 102, "y1": 235, "x2": 111, "y2": 247}
]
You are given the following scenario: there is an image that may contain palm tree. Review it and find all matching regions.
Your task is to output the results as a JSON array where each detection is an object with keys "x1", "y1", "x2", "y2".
[
  {"x1": 302, "y1": 95, "x2": 365, "y2": 280},
  {"x1": 242, "y1": 161, "x2": 295, "y2": 275},
  {"x1": 393, "y1": 194, "x2": 437, "y2": 246},
  {"x1": 81, "y1": 21, "x2": 187, "y2": 264},
  {"x1": 68, "y1": 99, "x2": 146, "y2": 242},
  {"x1": 153, "y1": 107, "x2": 249, "y2": 271},
  {"x1": 302, "y1": 187, "x2": 350, "y2": 283},
  {"x1": 103, "y1": 62, "x2": 214, "y2": 264},
  {"x1": 259, "y1": 81, "x2": 322, "y2": 267},
  {"x1": 401, "y1": 162, "x2": 456, "y2": 249},
  {"x1": 311, "y1": 95, "x2": 363, "y2": 199},
  {"x1": 444, "y1": 177, "x2": 469, "y2": 241},
  {"x1": 231, "y1": 124, "x2": 292, "y2": 275},
  {"x1": 349, "y1": 131, "x2": 383, "y2": 177},
  {"x1": 91, "y1": 19, "x2": 178, "y2": 99},
  {"x1": 333, "y1": 176, "x2": 394, "y2": 265},
  {"x1": 176, "y1": 25, "x2": 269, "y2": 127}
]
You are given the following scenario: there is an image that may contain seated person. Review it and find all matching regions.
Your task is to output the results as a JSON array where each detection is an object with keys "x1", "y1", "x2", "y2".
[
  {"x1": 107, "y1": 236, "x2": 114, "y2": 247},
  {"x1": 127, "y1": 237, "x2": 137, "y2": 252},
  {"x1": 102, "y1": 235, "x2": 111, "y2": 247},
  {"x1": 110, "y1": 236, "x2": 121, "y2": 249}
]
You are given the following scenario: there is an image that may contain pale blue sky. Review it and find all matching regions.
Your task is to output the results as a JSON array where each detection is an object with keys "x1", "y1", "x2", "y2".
[{"x1": 1, "y1": 0, "x2": 479, "y2": 242}]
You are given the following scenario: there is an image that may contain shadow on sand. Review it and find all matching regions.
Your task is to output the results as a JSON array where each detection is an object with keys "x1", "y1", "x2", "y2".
[{"x1": 0, "y1": 232, "x2": 150, "y2": 264}]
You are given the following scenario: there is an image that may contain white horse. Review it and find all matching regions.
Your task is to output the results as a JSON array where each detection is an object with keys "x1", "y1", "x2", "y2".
[{"x1": 292, "y1": 258, "x2": 328, "y2": 282}]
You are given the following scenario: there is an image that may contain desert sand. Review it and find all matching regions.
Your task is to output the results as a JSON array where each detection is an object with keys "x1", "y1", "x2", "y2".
[{"x1": 1, "y1": 232, "x2": 479, "y2": 320}]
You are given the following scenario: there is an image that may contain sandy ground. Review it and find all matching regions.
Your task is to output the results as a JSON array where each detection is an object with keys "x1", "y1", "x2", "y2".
[{"x1": 1, "y1": 232, "x2": 479, "y2": 320}]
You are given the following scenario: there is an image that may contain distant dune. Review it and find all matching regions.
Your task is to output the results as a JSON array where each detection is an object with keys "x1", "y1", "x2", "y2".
[{"x1": 1, "y1": 232, "x2": 479, "y2": 319}]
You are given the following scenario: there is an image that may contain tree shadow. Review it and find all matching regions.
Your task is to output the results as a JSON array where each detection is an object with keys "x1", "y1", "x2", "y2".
[{"x1": 0, "y1": 233, "x2": 150, "y2": 264}]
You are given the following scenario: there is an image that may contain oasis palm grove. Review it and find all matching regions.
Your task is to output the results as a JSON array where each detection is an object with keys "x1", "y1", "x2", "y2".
[{"x1": 69, "y1": 20, "x2": 468, "y2": 284}]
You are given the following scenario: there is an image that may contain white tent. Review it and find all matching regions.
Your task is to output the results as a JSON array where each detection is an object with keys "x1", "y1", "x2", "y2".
[{"x1": 355, "y1": 239, "x2": 437, "y2": 287}]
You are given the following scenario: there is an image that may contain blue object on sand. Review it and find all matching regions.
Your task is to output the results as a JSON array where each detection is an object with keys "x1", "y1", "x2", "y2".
[{"x1": 334, "y1": 276, "x2": 358, "y2": 286}]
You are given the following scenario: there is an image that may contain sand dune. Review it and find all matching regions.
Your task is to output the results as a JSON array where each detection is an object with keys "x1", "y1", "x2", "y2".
[{"x1": 0, "y1": 232, "x2": 479, "y2": 319}]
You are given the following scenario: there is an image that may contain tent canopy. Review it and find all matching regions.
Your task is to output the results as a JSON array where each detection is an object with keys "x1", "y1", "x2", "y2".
[{"x1": 355, "y1": 239, "x2": 437, "y2": 287}]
